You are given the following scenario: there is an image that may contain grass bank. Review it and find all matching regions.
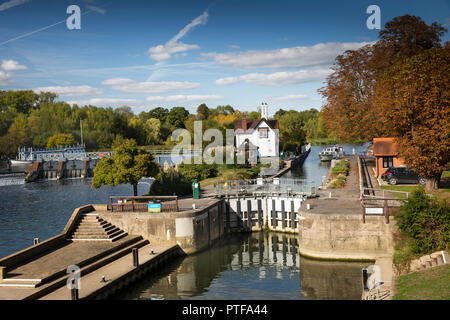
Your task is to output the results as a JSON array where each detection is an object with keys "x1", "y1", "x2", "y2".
[{"x1": 394, "y1": 265, "x2": 450, "y2": 300}]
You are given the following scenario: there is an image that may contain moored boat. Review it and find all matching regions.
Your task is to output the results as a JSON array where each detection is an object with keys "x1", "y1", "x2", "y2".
[{"x1": 318, "y1": 145, "x2": 345, "y2": 161}]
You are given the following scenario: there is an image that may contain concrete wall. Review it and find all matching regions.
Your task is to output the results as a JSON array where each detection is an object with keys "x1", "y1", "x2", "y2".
[
  {"x1": 298, "y1": 210, "x2": 397, "y2": 260},
  {"x1": 97, "y1": 199, "x2": 224, "y2": 254}
]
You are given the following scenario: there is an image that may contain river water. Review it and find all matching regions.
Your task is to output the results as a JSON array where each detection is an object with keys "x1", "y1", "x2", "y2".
[{"x1": 0, "y1": 143, "x2": 370, "y2": 299}]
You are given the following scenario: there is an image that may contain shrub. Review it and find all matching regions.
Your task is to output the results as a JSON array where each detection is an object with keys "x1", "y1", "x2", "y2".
[
  {"x1": 177, "y1": 161, "x2": 218, "y2": 182},
  {"x1": 148, "y1": 170, "x2": 192, "y2": 196},
  {"x1": 331, "y1": 159, "x2": 350, "y2": 175},
  {"x1": 395, "y1": 187, "x2": 450, "y2": 256}
]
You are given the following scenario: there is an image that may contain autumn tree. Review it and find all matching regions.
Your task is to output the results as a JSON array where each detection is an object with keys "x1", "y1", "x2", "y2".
[
  {"x1": 375, "y1": 47, "x2": 449, "y2": 190},
  {"x1": 92, "y1": 139, "x2": 160, "y2": 196},
  {"x1": 46, "y1": 133, "x2": 75, "y2": 148},
  {"x1": 320, "y1": 15, "x2": 447, "y2": 141}
]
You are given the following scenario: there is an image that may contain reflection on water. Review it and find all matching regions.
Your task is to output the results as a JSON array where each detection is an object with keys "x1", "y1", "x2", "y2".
[
  {"x1": 115, "y1": 232, "x2": 369, "y2": 300},
  {"x1": 0, "y1": 178, "x2": 151, "y2": 258}
]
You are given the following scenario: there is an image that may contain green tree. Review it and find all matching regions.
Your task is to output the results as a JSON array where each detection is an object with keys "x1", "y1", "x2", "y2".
[
  {"x1": 92, "y1": 139, "x2": 160, "y2": 196},
  {"x1": 167, "y1": 107, "x2": 189, "y2": 129},
  {"x1": 46, "y1": 133, "x2": 75, "y2": 148},
  {"x1": 278, "y1": 110, "x2": 306, "y2": 150},
  {"x1": 196, "y1": 103, "x2": 211, "y2": 120},
  {"x1": 396, "y1": 187, "x2": 449, "y2": 255},
  {"x1": 144, "y1": 118, "x2": 161, "y2": 144}
]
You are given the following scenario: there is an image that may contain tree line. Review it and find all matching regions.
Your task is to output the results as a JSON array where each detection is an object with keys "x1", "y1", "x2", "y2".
[{"x1": 0, "y1": 90, "x2": 333, "y2": 158}]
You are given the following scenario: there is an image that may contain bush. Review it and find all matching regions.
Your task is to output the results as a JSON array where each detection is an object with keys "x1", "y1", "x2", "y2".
[
  {"x1": 395, "y1": 187, "x2": 450, "y2": 256},
  {"x1": 148, "y1": 170, "x2": 192, "y2": 196},
  {"x1": 282, "y1": 141, "x2": 301, "y2": 151},
  {"x1": 177, "y1": 161, "x2": 218, "y2": 182},
  {"x1": 331, "y1": 159, "x2": 350, "y2": 175}
]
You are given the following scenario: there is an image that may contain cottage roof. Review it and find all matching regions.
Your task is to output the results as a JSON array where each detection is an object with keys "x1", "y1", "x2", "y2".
[
  {"x1": 234, "y1": 118, "x2": 279, "y2": 132},
  {"x1": 373, "y1": 137, "x2": 399, "y2": 156}
]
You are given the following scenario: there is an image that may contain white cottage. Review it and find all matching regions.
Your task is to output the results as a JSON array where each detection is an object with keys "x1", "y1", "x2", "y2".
[{"x1": 234, "y1": 103, "x2": 279, "y2": 159}]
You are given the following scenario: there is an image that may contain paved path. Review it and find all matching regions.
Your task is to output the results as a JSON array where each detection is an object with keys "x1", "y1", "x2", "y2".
[
  {"x1": 40, "y1": 243, "x2": 175, "y2": 300},
  {"x1": 0, "y1": 235, "x2": 138, "y2": 300}
]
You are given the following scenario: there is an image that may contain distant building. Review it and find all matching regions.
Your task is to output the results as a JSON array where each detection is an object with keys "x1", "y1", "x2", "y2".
[
  {"x1": 373, "y1": 137, "x2": 405, "y2": 177},
  {"x1": 234, "y1": 103, "x2": 279, "y2": 158}
]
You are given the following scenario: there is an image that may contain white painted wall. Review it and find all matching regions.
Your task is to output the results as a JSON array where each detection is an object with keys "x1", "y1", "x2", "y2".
[{"x1": 235, "y1": 120, "x2": 279, "y2": 157}]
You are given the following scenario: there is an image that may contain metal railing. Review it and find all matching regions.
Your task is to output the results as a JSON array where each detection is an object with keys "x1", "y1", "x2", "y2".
[
  {"x1": 108, "y1": 196, "x2": 179, "y2": 212},
  {"x1": 214, "y1": 178, "x2": 316, "y2": 197}
]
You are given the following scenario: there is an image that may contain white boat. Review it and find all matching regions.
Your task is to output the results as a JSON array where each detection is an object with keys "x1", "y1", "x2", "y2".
[{"x1": 319, "y1": 145, "x2": 345, "y2": 161}]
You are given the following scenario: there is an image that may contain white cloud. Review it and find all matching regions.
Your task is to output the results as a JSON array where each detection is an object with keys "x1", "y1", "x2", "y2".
[
  {"x1": 102, "y1": 77, "x2": 200, "y2": 93},
  {"x1": 203, "y1": 42, "x2": 373, "y2": 69},
  {"x1": 147, "y1": 10, "x2": 208, "y2": 61},
  {"x1": 67, "y1": 98, "x2": 141, "y2": 107},
  {"x1": 239, "y1": 68, "x2": 332, "y2": 86},
  {"x1": 215, "y1": 77, "x2": 240, "y2": 86},
  {"x1": 271, "y1": 94, "x2": 310, "y2": 102},
  {"x1": 0, "y1": 0, "x2": 31, "y2": 12},
  {"x1": 0, "y1": 70, "x2": 11, "y2": 85},
  {"x1": 1, "y1": 59, "x2": 27, "y2": 71},
  {"x1": 146, "y1": 95, "x2": 222, "y2": 103},
  {"x1": 33, "y1": 85, "x2": 103, "y2": 97},
  {"x1": 229, "y1": 45, "x2": 240, "y2": 49},
  {"x1": 86, "y1": 5, "x2": 105, "y2": 15}
]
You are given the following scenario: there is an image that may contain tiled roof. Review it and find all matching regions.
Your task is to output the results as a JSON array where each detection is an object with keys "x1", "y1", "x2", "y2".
[
  {"x1": 234, "y1": 118, "x2": 279, "y2": 131},
  {"x1": 373, "y1": 137, "x2": 399, "y2": 156}
]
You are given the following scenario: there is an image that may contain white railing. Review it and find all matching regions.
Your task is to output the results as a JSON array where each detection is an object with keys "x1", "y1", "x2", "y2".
[{"x1": 214, "y1": 178, "x2": 316, "y2": 196}]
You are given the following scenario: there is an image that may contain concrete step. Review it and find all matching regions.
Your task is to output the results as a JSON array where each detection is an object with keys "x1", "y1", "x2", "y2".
[
  {"x1": 26, "y1": 236, "x2": 148, "y2": 299},
  {"x1": 72, "y1": 234, "x2": 110, "y2": 239},
  {"x1": 0, "y1": 278, "x2": 42, "y2": 288},
  {"x1": 107, "y1": 229, "x2": 124, "y2": 239},
  {"x1": 105, "y1": 227, "x2": 120, "y2": 236}
]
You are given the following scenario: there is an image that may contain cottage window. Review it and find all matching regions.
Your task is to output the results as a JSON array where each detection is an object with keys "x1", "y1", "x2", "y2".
[
  {"x1": 259, "y1": 128, "x2": 268, "y2": 138},
  {"x1": 383, "y1": 156, "x2": 394, "y2": 168}
]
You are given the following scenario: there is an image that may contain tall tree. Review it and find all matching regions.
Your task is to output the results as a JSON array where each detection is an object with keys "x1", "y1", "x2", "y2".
[
  {"x1": 375, "y1": 47, "x2": 449, "y2": 190},
  {"x1": 92, "y1": 139, "x2": 160, "y2": 196},
  {"x1": 47, "y1": 133, "x2": 75, "y2": 148},
  {"x1": 167, "y1": 107, "x2": 189, "y2": 128},
  {"x1": 196, "y1": 103, "x2": 211, "y2": 120},
  {"x1": 320, "y1": 15, "x2": 447, "y2": 141}
]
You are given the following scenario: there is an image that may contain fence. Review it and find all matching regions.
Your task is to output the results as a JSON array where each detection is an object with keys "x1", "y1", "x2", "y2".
[
  {"x1": 108, "y1": 196, "x2": 179, "y2": 212},
  {"x1": 214, "y1": 178, "x2": 316, "y2": 197}
]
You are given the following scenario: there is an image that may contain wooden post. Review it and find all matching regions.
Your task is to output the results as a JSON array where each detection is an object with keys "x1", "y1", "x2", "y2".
[
  {"x1": 362, "y1": 203, "x2": 366, "y2": 223},
  {"x1": 71, "y1": 287, "x2": 79, "y2": 300},
  {"x1": 133, "y1": 248, "x2": 139, "y2": 267},
  {"x1": 384, "y1": 199, "x2": 389, "y2": 224},
  {"x1": 176, "y1": 197, "x2": 179, "y2": 212}
]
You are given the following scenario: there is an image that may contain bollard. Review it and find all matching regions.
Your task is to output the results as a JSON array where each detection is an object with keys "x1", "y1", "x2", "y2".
[
  {"x1": 133, "y1": 248, "x2": 139, "y2": 267},
  {"x1": 71, "y1": 287, "x2": 79, "y2": 300},
  {"x1": 34, "y1": 238, "x2": 40, "y2": 245}
]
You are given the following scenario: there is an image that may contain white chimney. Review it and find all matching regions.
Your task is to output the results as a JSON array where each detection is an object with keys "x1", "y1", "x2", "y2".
[{"x1": 261, "y1": 102, "x2": 268, "y2": 119}]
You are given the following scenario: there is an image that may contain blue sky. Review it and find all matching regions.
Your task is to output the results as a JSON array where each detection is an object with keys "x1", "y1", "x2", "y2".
[{"x1": 0, "y1": 0, "x2": 449, "y2": 115}]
